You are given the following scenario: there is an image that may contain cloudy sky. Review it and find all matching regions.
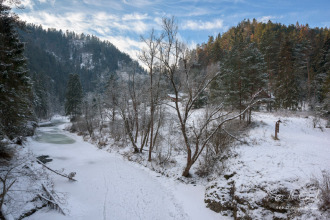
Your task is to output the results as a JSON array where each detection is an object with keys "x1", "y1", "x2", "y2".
[{"x1": 13, "y1": 0, "x2": 330, "y2": 60}]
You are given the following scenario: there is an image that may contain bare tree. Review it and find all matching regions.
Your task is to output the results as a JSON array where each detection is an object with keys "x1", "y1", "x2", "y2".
[
  {"x1": 81, "y1": 93, "x2": 98, "y2": 137},
  {"x1": 114, "y1": 64, "x2": 151, "y2": 153},
  {"x1": 105, "y1": 73, "x2": 119, "y2": 122},
  {"x1": 139, "y1": 30, "x2": 164, "y2": 161},
  {"x1": 158, "y1": 17, "x2": 264, "y2": 177}
]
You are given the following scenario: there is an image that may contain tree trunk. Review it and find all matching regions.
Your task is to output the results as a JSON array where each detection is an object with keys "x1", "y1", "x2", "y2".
[
  {"x1": 182, "y1": 148, "x2": 193, "y2": 177},
  {"x1": 148, "y1": 69, "x2": 154, "y2": 162},
  {"x1": 182, "y1": 160, "x2": 194, "y2": 177}
]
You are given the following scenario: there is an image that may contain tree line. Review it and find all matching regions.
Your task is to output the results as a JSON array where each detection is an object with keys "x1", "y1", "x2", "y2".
[{"x1": 197, "y1": 19, "x2": 329, "y2": 116}]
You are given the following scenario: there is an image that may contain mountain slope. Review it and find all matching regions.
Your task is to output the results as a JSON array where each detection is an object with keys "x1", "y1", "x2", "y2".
[{"x1": 18, "y1": 25, "x2": 137, "y2": 117}]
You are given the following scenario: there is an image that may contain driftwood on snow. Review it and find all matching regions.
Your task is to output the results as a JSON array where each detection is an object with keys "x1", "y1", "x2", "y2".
[
  {"x1": 36, "y1": 159, "x2": 77, "y2": 181},
  {"x1": 38, "y1": 184, "x2": 66, "y2": 215}
]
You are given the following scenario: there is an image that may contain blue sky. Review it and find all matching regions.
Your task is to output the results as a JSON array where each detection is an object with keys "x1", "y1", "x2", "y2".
[{"x1": 13, "y1": 0, "x2": 330, "y2": 60}]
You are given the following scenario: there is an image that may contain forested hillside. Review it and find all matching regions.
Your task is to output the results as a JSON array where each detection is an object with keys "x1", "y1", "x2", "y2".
[
  {"x1": 18, "y1": 25, "x2": 138, "y2": 118},
  {"x1": 196, "y1": 19, "x2": 329, "y2": 117}
]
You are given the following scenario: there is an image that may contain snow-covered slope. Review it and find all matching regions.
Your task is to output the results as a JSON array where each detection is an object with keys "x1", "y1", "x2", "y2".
[{"x1": 205, "y1": 112, "x2": 330, "y2": 219}]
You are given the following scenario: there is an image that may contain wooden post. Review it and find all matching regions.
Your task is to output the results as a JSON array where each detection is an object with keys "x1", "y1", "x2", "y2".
[{"x1": 275, "y1": 120, "x2": 281, "y2": 140}]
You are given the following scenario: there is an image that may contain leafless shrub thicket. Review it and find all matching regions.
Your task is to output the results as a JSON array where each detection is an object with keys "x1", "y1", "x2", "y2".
[{"x1": 195, "y1": 120, "x2": 241, "y2": 177}]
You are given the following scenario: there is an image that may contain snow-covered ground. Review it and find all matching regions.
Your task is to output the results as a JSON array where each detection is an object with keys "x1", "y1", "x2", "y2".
[
  {"x1": 205, "y1": 112, "x2": 330, "y2": 219},
  {"x1": 233, "y1": 112, "x2": 329, "y2": 187},
  {"x1": 7, "y1": 110, "x2": 328, "y2": 220},
  {"x1": 25, "y1": 116, "x2": 222, "y2": 220}
]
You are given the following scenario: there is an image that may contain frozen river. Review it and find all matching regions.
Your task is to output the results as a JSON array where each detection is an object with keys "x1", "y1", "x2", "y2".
[{"x1": 26, "y1": 117, "x2": 222, "y2": 220}]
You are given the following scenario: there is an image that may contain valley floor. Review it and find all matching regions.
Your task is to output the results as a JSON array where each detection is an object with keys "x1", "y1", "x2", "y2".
[
  {"x1": 4, "y1": 111, "x2": 329, "y2": 220},
  {"x1": 24, "y1": 117, "x2": 222, "y2": 220}
]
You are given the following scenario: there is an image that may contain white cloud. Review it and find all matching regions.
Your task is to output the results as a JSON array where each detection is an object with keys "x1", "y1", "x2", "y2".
[
  {"x1": 257, "y1": 15, "x2": 283, "y2": 23},
  {"x1": 258, "y1": 16, "x2": 275, "y2": 23},
  {"x1": 122, "y1": 13, "x2": 149, "y2": 21},
  {"x1": 19, "y1": 12, "x2": 89, "y2": 34},
  {"x1": 121, "y1": 0, "x2": 157, "y2": 8},
  {"x1": 82, "y1": 0, "x2": 123, "y2": 10},
  {"x1": 38, "y1": 0, "x2": 55, "y2": 3},
  {"x1": 20, "y1": 9, "x2": 149, "y2": 36},
  {"x1": 185, "y1": 8, "x2": 215, "y2": 17},
  {"x1": 182, "y1": 19, "x2": 224, "y2": 30},
  {"x1": 101, "y1": 35, "x2": 144, "y2": 60},
  {"x1": 18, "y1": 0, "x2": 34, "y2": 10},
  {"x1": 94, "y1": 12, "x2": 119, "y2": 22},
  {"x1": 108, "y1": 20, "x2": 148, "y2": 34},
  {"x1": 19, "y1": 10, "x2": 147, "y2": 61}
]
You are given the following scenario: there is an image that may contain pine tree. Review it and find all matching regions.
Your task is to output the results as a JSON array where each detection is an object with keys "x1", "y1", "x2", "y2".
[
  {"x1": 241, "y1": 43, "x2": 267, "y2": 122},
  {"x1": 65, "y1": 73, "x2": 83, "y2": 119},
  {"x1": 31, "y1": 71, "x2": 49, "y2": 119},
  {"x1": 0, "y1": 1, "x2": 34, "y2": 139},
  {"x1": 312, "y1": 38, "x2": 330, "y2": 113},
  {"x1": 294, "y1": 37, "x2": 312, "y2": 107},
  {"x1": 217, "y1": 29, "x2": 246, "y2": 115},
  {"x1": 275, "y1": 37, "x2": 299, "y2": 110},
  {"x1": 216, "y1": 40, "x2": 267, "y2": 123},
  {"x1": 259, "y1": 26, "x2": 281, "y2": 100}
]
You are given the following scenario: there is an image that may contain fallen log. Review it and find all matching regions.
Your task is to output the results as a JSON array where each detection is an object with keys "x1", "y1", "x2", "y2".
[{"x1": 36, "y1": 159, "x2": 77, "y2": 181}]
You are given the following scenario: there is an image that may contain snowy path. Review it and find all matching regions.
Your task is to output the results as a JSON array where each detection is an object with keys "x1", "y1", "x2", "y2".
[{"x1": 26, "y1": 118, "x2": 222, "y2": 220}]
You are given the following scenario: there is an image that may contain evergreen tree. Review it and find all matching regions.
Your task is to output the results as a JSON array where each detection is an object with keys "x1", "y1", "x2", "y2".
[
  {"x1": 259, "y1": 25, "x2": 281, "y2": 99},
  {"x1": 216, "y1": 40, "x2": 267, "y2": 123},
  {"x1": 0, "y1": 1, "x2": 34, "y2": 139},
  {"x1": 241, "y1": 43, "x2": 267, "y2": 122},
  {"x1": 65, "y1": 73, "x2": 83, "y2": 118},
  {"x1": 217, "y1": 29, "x2": 246, "y2": 115},
  {"x1": 312, "y1": 38, "x2": 330, "y2": 114},
  {"x1": 275, "y1": 37, "x2": 299, "y2": 110},
  {"x1": 31, "y1": 71, "x2": 49, "y2": 119},
  {"x1": 293, "y1": 36, "x2": 312, "y2": 106}
]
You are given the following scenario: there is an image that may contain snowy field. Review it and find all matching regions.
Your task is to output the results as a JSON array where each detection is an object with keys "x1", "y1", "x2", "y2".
[{"x1": 205, "y1": 112, "x2": 330, "y2": 219}]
